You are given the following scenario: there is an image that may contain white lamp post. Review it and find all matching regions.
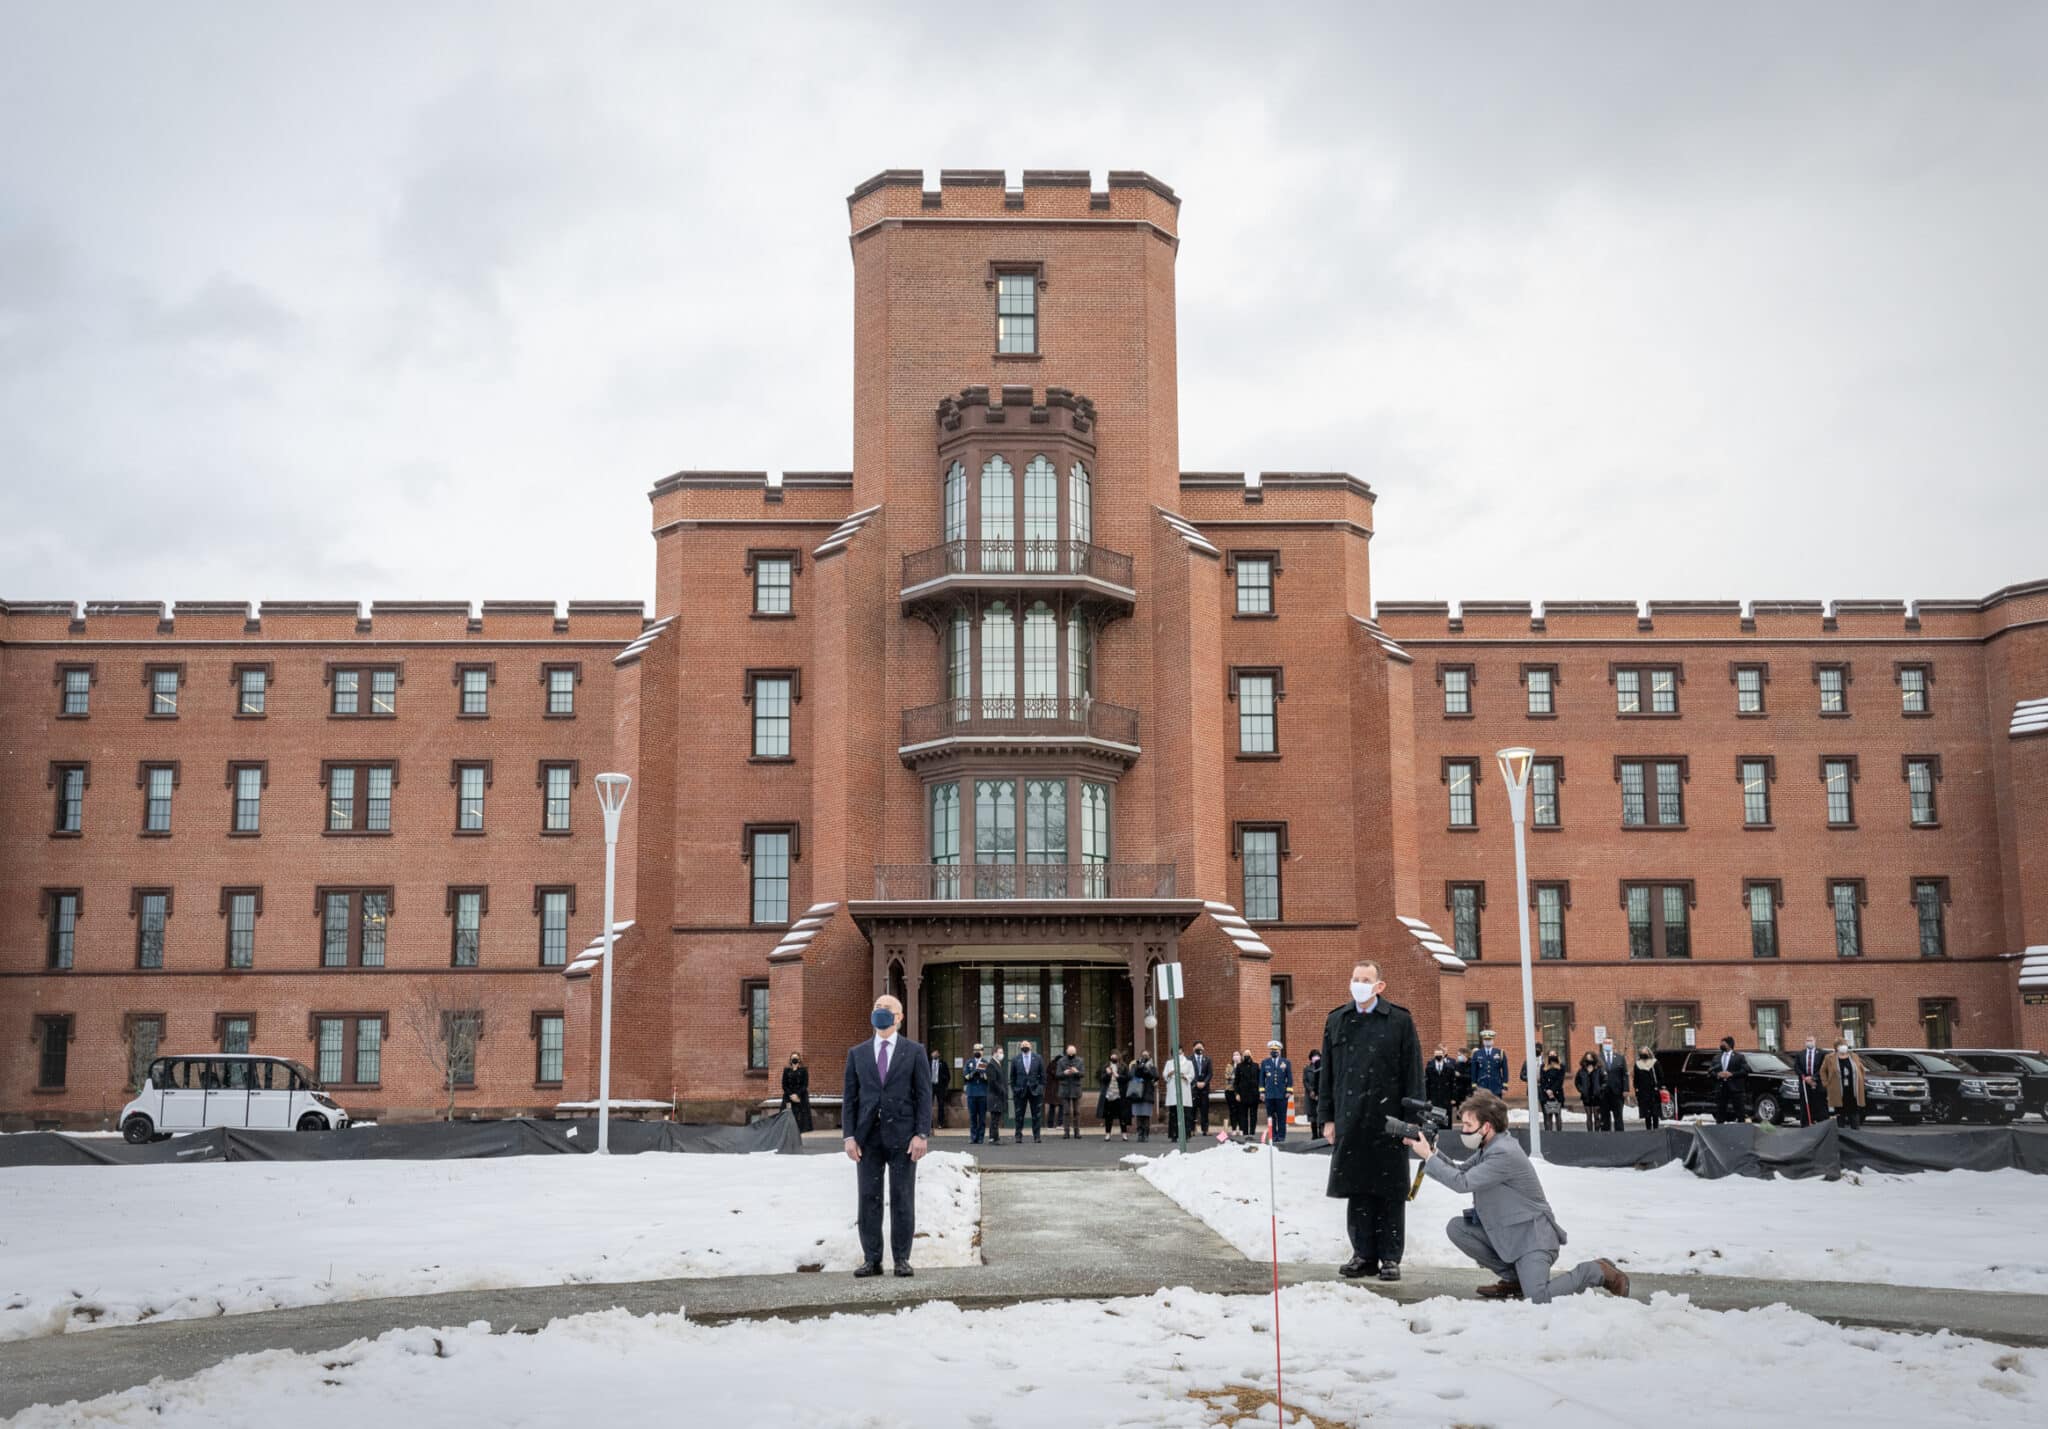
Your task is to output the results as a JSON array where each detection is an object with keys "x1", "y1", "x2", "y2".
[
  {"x1": 593, "y1": 773, "x2": 632, "y2": 1155},
  {"x1": 1495, "y1": 747, "x2": 1544, "y2": 1161}
]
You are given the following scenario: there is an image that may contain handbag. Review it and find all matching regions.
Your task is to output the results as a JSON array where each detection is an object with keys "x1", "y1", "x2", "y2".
[{"x1": 1542, "y1": 1099, "x2": 1561, "y2": 1114}]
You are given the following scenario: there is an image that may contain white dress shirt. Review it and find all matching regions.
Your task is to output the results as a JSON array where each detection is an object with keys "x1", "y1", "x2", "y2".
[{"x1": 872, "y1": 1031, "x2": 899, "y2": 1076}]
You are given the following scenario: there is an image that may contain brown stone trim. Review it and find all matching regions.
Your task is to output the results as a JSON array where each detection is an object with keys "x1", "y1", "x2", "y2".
[
  {"x1": 1826, "y1": 876, "x2": 1869, "y2": 906},
  {"x1": 1440, "y1": 756, "x2": 1484, "y2": 784},
  {"x1": 450, "y1": 759, "x2": 494, "y2": 786},
  {"x1": 1902, "y1": 753, "x2": 1943, "y2": 780},
  {"x1": 743, "y1": 668, "x2": 802, "y2": 702},
  {"x1": 224, "y1": 759, "x2": 269, "y2": 789},
  {"x1": 1529, "y1": 880, "x2": 1572, "y2": 909},
  {"x1": 318, "y1": 759, "x2": 400, "y2": 787},
  {"x1": 1742, "y1": 877, "x2": 1784, "y2": 908},
  {"x1": 1909, "y1": 875, "x2": 1952, "y2": 906},
  {"x1": 213, "y1": 1012, "x2": 257, "y2": 1043},
  {"x1": 1226, "y1": 666, "x2": 1284, "y2": 699},
  {"x1": 536, "y1": 759, "x2": 581, "y2": 786},
  {"x1": 444, "y1": 884, "x2": 490, "y2": 915},
  {"x1": 1445, "y1": 881, "x2": 1487, "y2": 910},
  {"x1": 137, "y1": 759, "x2": 181, "y2": 787},
  {"x1": 1230, "y1": 820, "x2": 1289, "y2": 857},
  {"x1": 46, "y1": 759, "x2": 91, "y2": 788},
  {"x1": 1737, "y1": 754, "x2": 1776, "y2": 782},
  {"x1": 219, "y1": 885, "x2": 264, "y2": 915},
  {"x1": 741, "y1": 822, "x2": 802, "y2": 861}
]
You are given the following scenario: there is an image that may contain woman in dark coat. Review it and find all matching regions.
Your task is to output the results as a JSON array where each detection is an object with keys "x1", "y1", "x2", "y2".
[
  {"x1": 1537, "y1": 1052, "x2": 1566, "y2": 1134},
  {"x1": 1126, "y1": 1052, "x2": 1158, "y2": 1141},
  {"x1": 1632, "y1": 1048, "x2": 1663, "y2": 1131},
  {"x1": 1098, "y1": 1054, "x2": 1129, "y2": 1139},
  {"x1": 1575, "y1": 1052, "x2": 1606, "y2": 1131},
  {"x1": 1231, "y1": 1051, "x2": 1261, "y2": 1137},
  {"x1": 780, "y1": 1052, "x2": 813, "y2": 1133}
]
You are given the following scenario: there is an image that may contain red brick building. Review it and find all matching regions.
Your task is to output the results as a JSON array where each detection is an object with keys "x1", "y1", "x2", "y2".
[{"x1": 6, "y1": 168, "x2": 2045, "y2": 1129}]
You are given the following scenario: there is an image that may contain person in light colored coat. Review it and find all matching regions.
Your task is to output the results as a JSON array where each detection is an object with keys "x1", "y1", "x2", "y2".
[
  {"x1": 1406, "y1": 1089, "x2": 1630, "y2": 1304},
  {"x1": 1162, "y1": 1047, "x2": 1195, "y2": 1142}
]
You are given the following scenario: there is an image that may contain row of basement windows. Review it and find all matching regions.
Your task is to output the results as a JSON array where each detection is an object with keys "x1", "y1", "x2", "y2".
[
  {"x1": 38, "y1": 887, "x2": 580, "y2": 971},
  {"x1": 55, "y1": 663, "x2": 580, "y2": 720},
  {"x1": 1456, "y1": 999, "x2": 1963, "y2": 1059},
  {"x1": 48, "y1": 761, "x2": 583, "y2": 837},
  {"x1": 1441, "y1": 876, "x2": 1954, "y2": 963},
  {"x1": 1437, "y1": 754, "x2": 1945, "y2": 832},
  {"x1": 1438, "y1": 661, "x2": 1935, "y2": 720},
  {"x1": 29, "y1": 1011, "x2": 566, "y2": 1092}
]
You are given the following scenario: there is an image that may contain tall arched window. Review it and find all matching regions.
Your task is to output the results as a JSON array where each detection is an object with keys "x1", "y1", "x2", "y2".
[
  {"x1": 947, "y1": 609, "x2": 971, "y2": 710},
  {"x1": 1024, "y1": 601, "x2": 1058, "y2": 716},
  {"x1": 1066, "y1": 611, "x2": 1091, "y2": 709},
  {"x1": 980, "y1": 456, "x2": 1013, "y2": 572},
  {"x1": 943, "y1": 462, "x2": 967, "y2": 547},
  {"x1": 1024, "y1": 456, "x2": 1057, "y2": 572},
  {"x1": 981, "y1": 601, "x2": 1014, "y2": 718},
  {"x1": 1069, "y1": 461, "x2": 1092, "y2": 549}
]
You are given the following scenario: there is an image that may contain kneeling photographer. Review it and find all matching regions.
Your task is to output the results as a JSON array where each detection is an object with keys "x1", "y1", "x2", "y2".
[{"x1": 1401, "y1": 1089, "x2": 1631, "y2": 1303}]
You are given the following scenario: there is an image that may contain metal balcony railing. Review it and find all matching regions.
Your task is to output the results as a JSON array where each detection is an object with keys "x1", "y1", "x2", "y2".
[
  {"x1": 872, "y1": 862, "x2": 1178, "y2": 901},
  {"x1": 902, "y1": 539, "x2": 1135, "y2": 591},
  {"x1": 900, "y1": 696, "x2": 1140, "y2": 747}
]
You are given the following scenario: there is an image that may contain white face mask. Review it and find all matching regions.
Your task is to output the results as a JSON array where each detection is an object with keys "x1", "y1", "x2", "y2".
[
  {"x1": 1455, "y1": 1127, "x2": 1486, "y2": 1152},
  {"x1": 1836, "y1": 1045, "x2": 1849, "y2": 1055},
  {"x1": 1350, "y1": 981, "x2": 1377, "y2": 1004}
]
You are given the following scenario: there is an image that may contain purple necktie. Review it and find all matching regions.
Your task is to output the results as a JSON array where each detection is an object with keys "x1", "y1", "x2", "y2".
[{"x1": 878, "y1": 1040, "x2": 890, "y2": 1085}]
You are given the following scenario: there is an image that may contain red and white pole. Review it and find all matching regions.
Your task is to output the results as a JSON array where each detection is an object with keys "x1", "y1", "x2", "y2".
[{"x1": 1264, "y1": 1117, "x2": 1285, "y2": 1424}]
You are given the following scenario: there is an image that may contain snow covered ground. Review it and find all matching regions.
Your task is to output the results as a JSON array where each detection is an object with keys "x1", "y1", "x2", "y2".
[
  {"x1": 9, "y1": 1285, "x2": 2042, "y2": 1427},
  {"x1": 1139, "y1": 1143, "x2": 2048, "y2": 1292},
  {"x1": 0, "y1": 1151, "x2": 978, "y2": 1342}
]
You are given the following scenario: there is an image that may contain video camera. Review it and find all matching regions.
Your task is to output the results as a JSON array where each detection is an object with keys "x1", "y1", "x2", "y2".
[{"x1": 1382, "y1": 1097, "x2": 1451, "y2": 1141}]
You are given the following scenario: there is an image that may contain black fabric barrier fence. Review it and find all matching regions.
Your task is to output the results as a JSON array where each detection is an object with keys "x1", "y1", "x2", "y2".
[{"x1": 0, "y1": 1111, "x2": 802, "y2": 1168}]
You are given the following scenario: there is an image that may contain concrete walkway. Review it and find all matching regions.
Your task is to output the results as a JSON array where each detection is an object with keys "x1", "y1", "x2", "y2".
[{"x1": 4, "y1": 1164, "x2": 2046, "y2": 1416}]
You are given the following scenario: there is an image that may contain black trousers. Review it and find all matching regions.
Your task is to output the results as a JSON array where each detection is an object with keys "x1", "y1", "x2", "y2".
[
  {"x1": 966, "y1": 1092, "x2": 988, "y2": 1143},
  {"x1": 855, "y1": 1133, "x2": 916, "y2": 1267},
  {"x1": 1606, "y1": 1096, "x2": 1627, "y2": 1131},
  {"x1": 1303, "y1": 1092, "x2": 1318, "y2": 1133},
  {"x1": 1194, "y1": 1090, "x2": 1211, "y2": 1133},
  {"x1": 933, "y1": 1092, "x2": 948, "y2": 1129},
  {"x1": 1047, "y1": 1095, "x2": 1063, "y2": 1127},
  {"x1": 1714, "y1": 1082, "x2": 1745, "y2": 1123},
  {"x1": 1346, "y1": 1193, "x2": 1405, "y2": 1267},
  {"x1": 1014, "y1": 1092, "x2": 1043, "y2": 1139}
]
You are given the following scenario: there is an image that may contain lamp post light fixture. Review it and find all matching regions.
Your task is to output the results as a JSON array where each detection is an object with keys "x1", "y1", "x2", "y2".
[
  {"x1": 593, "y1": 772, "x2": 632, "y2": 1155},
  {"x1": 1495, "y1": 747, "x2": 1544, "y2": 1162}
]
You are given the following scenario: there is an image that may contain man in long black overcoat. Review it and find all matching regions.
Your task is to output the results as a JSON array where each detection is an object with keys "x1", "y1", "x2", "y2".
[{"x1": 1315, "y1": 958, "x2": 1425, "y2": 1282}]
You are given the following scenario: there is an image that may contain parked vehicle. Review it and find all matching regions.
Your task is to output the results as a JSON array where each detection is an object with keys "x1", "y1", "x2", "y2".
[
  {"x1": 1944, "y1": 1049, "x2": 2048, "y2": 1122},
  {"x1": 1861, "y1": 1048, "x2": 2024, "y2": 1125},
  {"x1": 1834, "y1": 1054, "x2": 1932, "y2": 1125},
  {"x1": 119, "y1": 1054, "x2": 350, "y2": 1143},
  {"x1": 1653, "y1": 1048, "x2": 1802, "y2": 1124}
]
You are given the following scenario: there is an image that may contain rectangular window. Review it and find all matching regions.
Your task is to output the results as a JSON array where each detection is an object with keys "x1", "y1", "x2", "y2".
[
  {"x1": 1654, "y1": 762, "x2": 1683, "y2": 825},
  {"x1": 1235, "y1": 556, "x2": 1273, "y2": 615},
  {"x1": 754, "y1": 557, "x2": 793, "y2": 615},
  {"x1": 1618, "y1": 760, "x2": 1683, "y2": 827},
  {"x1": 1736, "y1": 666, "x2": 1765, "y2": 714},
  {"x1": 1626, "y1": 883, "x2": 1691, "y2": 959},
  {"x1": 1081, "y1": 782, "x2": 1110, "y2": 897},
  {"x1": 1906, "y1": 759, "x2": 1938, "y2": 826},
  {"x1": 750, "y1": 830, "x2": 791, "y2": 924},
  {"x1": 1914, "y1": 880, "x2": 1947, "y2": 958},
  {"x1": 1836, "y1": 1000, "x2": 1873, "y2": 1048},
  {"x1": 1446, "y1": 760, "x2": 1476, "y2": 828},
  {"x1": 537, "y1": 1014, "x2": 565, "y2": 1083},
  {"x1": 1614, "y1": 668, "x2": 1640, "y2": 714},
  {"x1": 460, "y1": 667, "x2": 490, "y2": 716},
  {"x1": 1243, "y1": 829, "x2": 1282, "y2": 921},
  {"x1": 127, "y1": 1015, "x2": 163, "y2": 1091},
  {"x1": 1024, "y1": 779, "x2": 1068, "y2": 891},
  {"x1": 54, "y1": 765, "x2": 86, "y2": 834},
  {"x1": 1531, "y1": 760, "x2": 1560, "y2": 828},
  {"x1": 974, "y1": 780, "x2": 1017, "y2": 897},
  {"x1": 543, "y1": 765, "x2": 573, "y2": 832},
  {"x1": 746, "y1": 982, "x2": 770, "y2": 1071},
  {"x1": 446, "y1": 1014, "x2": 479, "y2": 1085},
  {"x1": 1449, "y1": 884, "x2": 1481, "y2": 960},
  {"x1": 930, "y1": 783, "x2": 961, "y2": 898},
  {"x1": 547, "y1": 667, "x2": 576, "y2": 716},
  {"x1": 1536, "y1": 885, "x2": 1566, "y2": 959},
  {"x1": 221, "y1": 1016, "x2": 251, "y2": 1054},
  {"x1": 331, "y1": 669, "x2": 359, "y2": 715},
  {"x1": 1824, "y1": 759, "x2": 1855, "y2": 825},
  {"x1": 1237, "y1": 673, "x2": 1276, "y2": 754},
  {"x1": 1818, "y1": 665, "x2": 1847, "y2": 714},
  {"x1": 752, "y1": 675, "x2": 792, "y2": 758},
  {"x1": 1464, "y1": 1006, "x2": 1488, "y2": 1051},
  {"x1": 233, "y1": 766, "x2": 263, "y2": 833},
  {"x1": 1754, "y1": 1004, "x2": 1784, "y2": 1054},
  {"x1": 328, "y1": 767, "x2": 355, "y2": 830},
  {"x1": 238, "y1": 667, "x2": 267, "y2": 715},
  {"x1": 1619, "y1": 762, "x2": 1645, "y2": 825},
  {"x1": 1747, "y1": 883, "x2": 1779, "y2": 959},
  {"x1": 1270, "y1": 979, "x2": 1288, "y2": 1053},
  {"x1": 62, "y1": 667, "x2": 92, "y2": 716},
  {"x1": 151, "y1": 667, "x2": 180, "y2": 716},
  {"x1": 1537, "y1": 1006, "x2": 1571, "y2": 1067},
  {"x1": 331, "y1": 668, "x2": 397, "y2": 715},
  {"x1": 1649, "y1": 668, "x2": 1678, "y2": 714},
  {"x1": 1525, "y1": 667, "x2": 1554, "y2": 716},
  {"x1": 324, "y1": 764, "x2": 395, "y2": 833},
  {"x1": 357, "y1": 1018, "x2": 383, "y2": 1083},
  {"x1": 367, "y1": 766, "x2": 392, "y2": 831},
  {"x1": 1899, "y1": 665, "x2": 1928, "y2": 714},
  {"x1": 317, "y1": 1018, "x2": 345, "y2": 1083},
  {"x1": 39, "y1": 1017, "x2": 71, "y2": 1088},
  {"x1": 996, "y1": 271, "x2": 1036, "y2": 353},
  {"x1": 320, "y1": 890, "x2": 391, "y2": 968},
  {"x1": 227, "y1": 892, "x2": 258, "y2": 968},
  {"x1": 47, "y1": 891, "x2": 79, "y2": 969},
  {"x1": 136, "y1": 892, "x2": 168, "y2": 968},
  {"x1": 1920, "y1": 999, "x2": 1956, "y2": 1051},
  {"x1": 1615, "y1": 667, "x2": 1678, "y2": 714},
  {"x1": 458, "y1": 765, "x2": 486, "y2": 831},
  {"x1": 1442, "y1": 667, "x2": 1471, "y2": 716},
  {"x1": 144, "y1": 765, "x2": 175, "y2": 833},
  {"x1": 371, "y1": 669, "x2": 398, "y2": 716},
  {"x1": 1831, "y1": 881, "x2": 1863, "y2": 958},
  {"x1": 1741, "y1": 760, "x2": 1772, "y2": 825},
  {"x1": 540, "y1": 890, "x2": 570, "y2": 966},
  {"x1": 452, "y1": 890, "x2": 483, "y2": 967}
]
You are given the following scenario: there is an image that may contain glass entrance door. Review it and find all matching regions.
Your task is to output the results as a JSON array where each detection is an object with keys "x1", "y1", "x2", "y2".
[{"x1": 922, "y1": 963, "x2": 1127, "y2": 1079}]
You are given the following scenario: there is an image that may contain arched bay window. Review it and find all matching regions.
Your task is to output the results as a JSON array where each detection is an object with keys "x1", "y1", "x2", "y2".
[
  {"x1": 1024, "y1": 456, "x2": 1058, "y2": 572},
  {"x1": 981, "y1": 602, "x2": 1015, "y2": 717},
  {"x1": 926, "y1": 775, "x2": 1113, "y2": 900},
  {"x1": 1070, "y1": 461, "x2": 1091, "y2": 549},
  {"x1": 1066, "y1": 612, "x2": 1091, "y2": 709},
  {"x1": 1023, "y1": 602, "x2": 1058, "y2": 716},
  {"x1": 948, "y1": 610, "x2": 971, "y2": 707},
  {"x1": 943, "y1": 462, "x2": 967, "y2": 546},
  {"x1": 980, "y1": 456, "x2": 1014, "y2": 571}
]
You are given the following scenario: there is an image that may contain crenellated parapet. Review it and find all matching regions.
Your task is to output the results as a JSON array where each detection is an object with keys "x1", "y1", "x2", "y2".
[
  {"x1": 847, "y1": 168, "x2": 1178, "y2": 237},
  {"x1": 0, "y1": 598, "x2": 647, "y2": 644},
  {"x1": 935, "y1": 385, "x2": 1096, "y2": 445}
]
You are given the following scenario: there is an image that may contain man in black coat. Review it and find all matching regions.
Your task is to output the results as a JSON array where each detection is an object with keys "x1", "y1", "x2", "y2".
[
  {"x1": 1316, "y1": 959, "x2": 1424, "y2": 1283},
  {"x1": 1597, "y1": 1038, "x2": 1629, "y2": 1131},
  {"x1": 1190, "y1": 1042, "x2": 1214, "y2": 1134},
  {"x1": 1794, "y1": 1035, "x2": 1829, "y2": 1125},
  {"x1": 1711, "y1": 1036, "x2": 1750, "y2": 1123},
  {"x1": 842, "y1": 994, "x2": 932, "y2": 1276},
  {"x1": 1009, "y1": 1040, "x2": 1046, "y2": 1143},
  {"x1": 1425, "y1": 1045, "x2": 1459, "y2": 1117},
  {"x1": 929, "y1": 1049, "x2": 952, "y2": 1130}
]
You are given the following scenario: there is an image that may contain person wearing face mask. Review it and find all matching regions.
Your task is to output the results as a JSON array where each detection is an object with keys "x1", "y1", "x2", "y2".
[
  {"x1": 1406, "y1": 1089, "x2": 1630, "y2": 1303},
  {"x1": 1191, "y1": 1042, "x2": 1215, "y2": 1135},
  {"x1": 1538, "y1": 1052, "x2": 1565, "y2": 1134},
  {"x1": 1099, "y1": 1051, "x2": 1129, "y2": 1139},
  {"x1": 1575, "y1": 1052, "x2": 1605, "y2": 1130},
  {"x1": 1302, "y1": 1046, "x2": 1323, "y2": 1136},
  {"x1": 1822, "y1": 1038, "x2": 1869, "y2": 1129},
  {"x1": 1712, "y1": 1037, "x2": 1750, "y2": 1123},
  {"x1": 1470, "y1": 1030, "x2": 1508, "y2": 1097},
  {"x1": 1127, "y1": 1049, "x2": 1157, "y2": 1141},
  {"x1": 985, "y1": 1044, "x2": 1009, "y2": 1145},
  {"x1": 1054, "y1": 1043, "x2": 1087, "y2": 1139},
  {"x1": 961, "y1": 1043, "x2": 991, "y2": 1145},
  {"x1": 929, "y1": 1048, "x2": 952, "y2": 1131},
  {"x1": 1795, "y1": 1035, "x2": 1829, "y2": 1126},
  {"x1": 1598, "y1": 1039, "x2": 1628, "y2": 1132},
  {"x1": 780, "y1": 1051, "x2": 814, "y2": 1133},
  {"x1": 1316, "y1": 960, "x2": 1424, "y2": 1282},
  {"x1": 1631, "y1": 1047, "x2": 1662, "y2": 1132},
  {"x1": 841, "y1": 995, "x2": 932, "y2": 1277},
  {"x1": 1010, "y1": 1040, "x2": 1046, "y2": 1144}
]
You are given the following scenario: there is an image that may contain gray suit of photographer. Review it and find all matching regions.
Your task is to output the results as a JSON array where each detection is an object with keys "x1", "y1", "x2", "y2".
[{"x1": 1423, "y1": 1131, "x2": 1606, "y2": 1303}]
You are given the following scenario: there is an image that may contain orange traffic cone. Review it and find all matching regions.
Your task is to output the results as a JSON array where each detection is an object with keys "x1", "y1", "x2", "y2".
[{"x1": 1287, "y1": 1087, "x2": 1297, "y2": 1124}]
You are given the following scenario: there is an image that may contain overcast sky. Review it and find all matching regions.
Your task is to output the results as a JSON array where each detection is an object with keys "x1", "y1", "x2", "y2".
[{"x1": 4, "y1": 2, "x2": 2043, "y2": 613}]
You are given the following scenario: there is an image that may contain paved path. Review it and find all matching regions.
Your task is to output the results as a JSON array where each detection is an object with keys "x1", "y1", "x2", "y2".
[{"x1": 4, "y1": 1163, "x2": 2046, "y2": 1417}]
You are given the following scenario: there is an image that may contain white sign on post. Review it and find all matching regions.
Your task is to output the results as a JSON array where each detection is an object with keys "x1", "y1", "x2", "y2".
[
  {"x1": 1155, "y1": 961, "x2": 1185, "y2": 1001},
  {"x1": 1593, "y1": 1025, "x2": 1608, "y2": 1046}
]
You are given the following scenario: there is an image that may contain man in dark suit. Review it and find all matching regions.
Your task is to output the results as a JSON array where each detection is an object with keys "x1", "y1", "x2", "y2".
[
  {"x1": 1190, "y1": 1042, "x2": 1215, "y2": 1134},
  {"x1": 1795, "y1": 1035, "x2": 1828, "y2": 1125},
  {"x1": 1317, "y1": 959, "x2": 1424, "y2": 1283},
  {"x1": 929, "y1": 1049, "x2": 952, "y2": 1130},
  {"x1": 1010, "y1": 1039, "x2": 1046, "y2": 1143},
  {"x1": 1426, "y1": 1045, "x2": 1459, "y2": 1117},
  {"x1": 842, "y1": 994, "x2": 932, "y2": 1277},
  {"x1": 1711, "y1": 1036, "x2": 1750, "y2": 1124},
  {"x1": 1597, "y1": 1038, "x2": 1628, "y2": 1131}
]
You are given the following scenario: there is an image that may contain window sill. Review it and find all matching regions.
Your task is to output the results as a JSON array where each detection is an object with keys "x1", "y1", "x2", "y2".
[
  {"x1": 1616, "y1": 712, "x2": 1681, "y2": 720},
  {"x1": 31, "y1": 1086, "x2": 71, "y2": 1095},
  {"x1": 1441, "y1": 712, "x2": 1474, "y2": 721},
  {"x1": 145, "y1": 713, "x2": 181, "y2": 721},
  {"x1": 56, "y1": 712, "x2": 90, "y2": 721},
  {"x1": 1531, "y1": 823, "x2": 1562, "y2": 833},
  {"x1": 534, "y1": 1081, "x2": 565, "y2": 1090},
  {"x1": 1446, "y1": 824, "x2": 1480, "y2": 834},
  {"x1": 749, "y1": 756, "x2": 797, "y2": 765},
  {"x1": 1743, "y1": 822, "x2": 1775, "y2": 832},
  {"x1": 1235, "y1": 752, "x2": 1281, "y2": 762},
  {"x1": 1827, "y1": 823, "x2": 1859, "y2": 832},
  {"x1": 750, "y1": 612, "x2": 797, "y2": 621},
  {"x1": 323, "y1": 830, "x2": 394, "y2": 838},
  {"x1": 1620, "y1": 824, "x2": 1688, "y2": 832},
  {"x1": 1736, "y1": 710, "x2": 1769, "y2": 719},
  {"x1": 993, "y1": 352, "x2": 1043, "y2": 362},
  {"x1": 326, "y1": 1083, "x2": 383, "y2": 1092},
  {"x1": 319, "y1": 964, "x2": 391, "y2": 972},
  {"x1": 1524, "y1": 712, "x2": 1558, "y2": 720},
  {"x1": 139, "y1": 830, "x2": 172, "y2": 840},
  {"x1": 228, "y1": 830, "x2": 261, "y2": 839},
  {"x1": 543, "y1": 712, "x2": 578, "y2": 720},
  {"x1": 1902, "y1": 710, "x2": 1934, "y2": 719},
  {"x1": 541, "y1": 828, "x2": 574, "y2": 838},
  {"x1": 225, "y1": 963, "x2": 253, "y2": 972},
  {"x1": 745, "y1": 1069, "x2": 770, "y2": 1079},
  {"x1": 327, "y1": 713, "x2": 399, "y2": 720},
  {"x1": 233, "y1": 712, "x2": 268, "y2": 721},
  {"x1": 457, "y1": 712, "x2": 491, "y2": 721},
  {"x1": 454, "y1": 827, "x2": 486, "y2": 837},
  {"x1": 1819, "y1": 711, "x2": 1852, "y2": 720},
  {"x1": 1231, "y1": 612, "x2": 1278, "y2": 621},
  {"x1": 1911, "y1": 820, "x2": 1941, "y2": 830},
  {"x1": 49, "y1": 830, "x2": 82, "y2": 840}
]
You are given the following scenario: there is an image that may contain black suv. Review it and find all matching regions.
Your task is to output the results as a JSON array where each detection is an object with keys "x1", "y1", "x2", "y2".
[
  {"x1": 1861, "y1": 1049, "x2": 2025, "y2": 1125},
  {"x1": 1946, "y1": 1049, "x2": 2048, "y2": 1122},
  {"x1": 1654, "y1": 1048, "x2": 1803, "y2": 1124}
]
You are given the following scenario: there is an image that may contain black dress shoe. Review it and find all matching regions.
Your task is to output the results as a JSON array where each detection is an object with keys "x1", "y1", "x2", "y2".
[
  {"x1": 1339, "y1": 1257, "x2": 1377, "y2": 1279},
  {"x1": 893, "y1": 1263, "x2": 914, "y2": 1278},
  {"x1": 853, "y1": 1262, "x2": 884, "y2": 1278},
  {"x1": 1378, "y1": 1264, "x2": 1402, "y2": 1282}
]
